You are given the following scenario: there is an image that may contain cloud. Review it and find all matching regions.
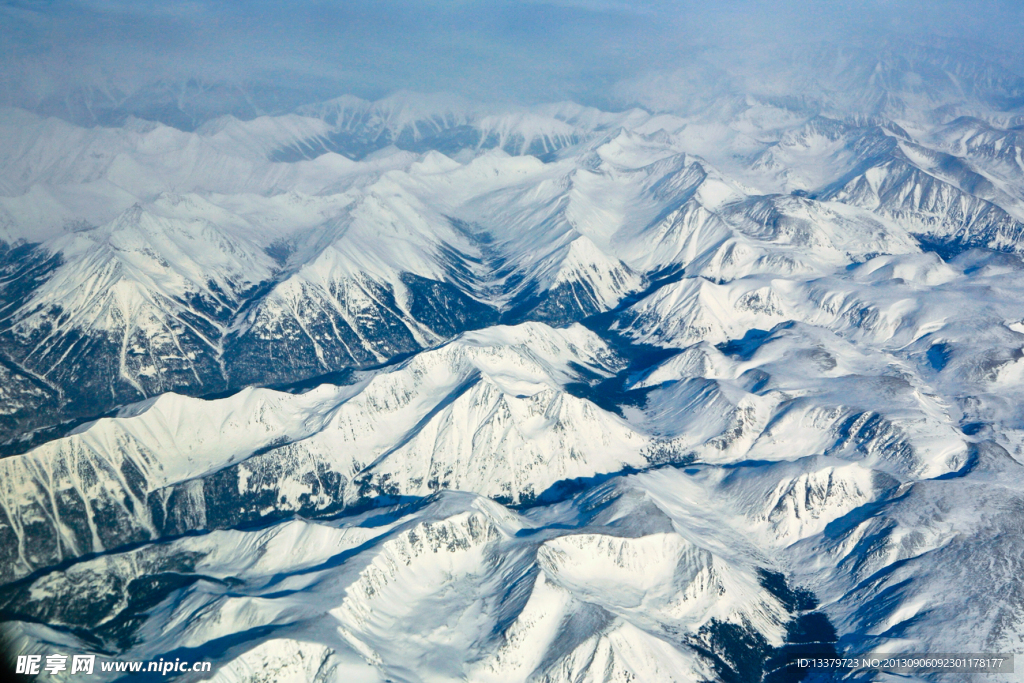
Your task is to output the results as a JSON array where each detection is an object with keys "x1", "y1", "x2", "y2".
[{"x1": 1, "y1": 0, "x2": 1022, "y2": 117}]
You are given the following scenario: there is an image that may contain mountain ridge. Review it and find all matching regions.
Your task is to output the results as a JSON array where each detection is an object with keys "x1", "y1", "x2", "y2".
[{"x1": 5, "y1": 62, "x2": 1024, "y2": 680}]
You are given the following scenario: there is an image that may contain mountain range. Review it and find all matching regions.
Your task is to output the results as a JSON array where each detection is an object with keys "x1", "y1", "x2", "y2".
[{"x1": 4, "y1": 41, "x2": 1024, "y2": 682}]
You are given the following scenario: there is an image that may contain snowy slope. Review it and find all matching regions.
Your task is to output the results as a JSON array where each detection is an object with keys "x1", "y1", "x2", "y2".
[
  {"x1": 6, "y1": 245, "x2": 1024, "y2": 679},
  {"x1": 0, "y1": 323, "x2": 646, "y2": 581},
  {"x1": 5, "y1": 58, "x2": 1024, "y2": 682},
  {"x1": 0, "y1": 486, "x2": 796, "y2": 683}
]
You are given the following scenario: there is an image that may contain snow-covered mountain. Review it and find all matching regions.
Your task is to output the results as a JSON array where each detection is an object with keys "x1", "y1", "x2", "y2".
[
  {"x1": 5, "y1": 246, "x2": 1024, "y2": 680},
  {"x1": 6, "y1": 42, "x2": 1024, "y2": 682},
  {"x1": 6, "y1": 90, "x2": 1018, "y2": 447}
]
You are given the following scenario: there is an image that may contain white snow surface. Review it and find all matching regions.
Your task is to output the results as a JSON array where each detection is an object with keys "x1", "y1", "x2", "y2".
[{"x1": 5, "y1": 86, "x2": 1024, "y2": 682}]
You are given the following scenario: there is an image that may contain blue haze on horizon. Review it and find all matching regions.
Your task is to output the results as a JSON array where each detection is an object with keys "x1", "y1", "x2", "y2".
[{"x1": 1, "y1": 0, "x2": 1023, "y2": 113}]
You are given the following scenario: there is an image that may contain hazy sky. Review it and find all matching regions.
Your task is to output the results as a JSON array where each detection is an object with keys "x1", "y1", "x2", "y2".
[{"x1": 2, "y1": 0, "x2": 1023, "y2": 110}]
